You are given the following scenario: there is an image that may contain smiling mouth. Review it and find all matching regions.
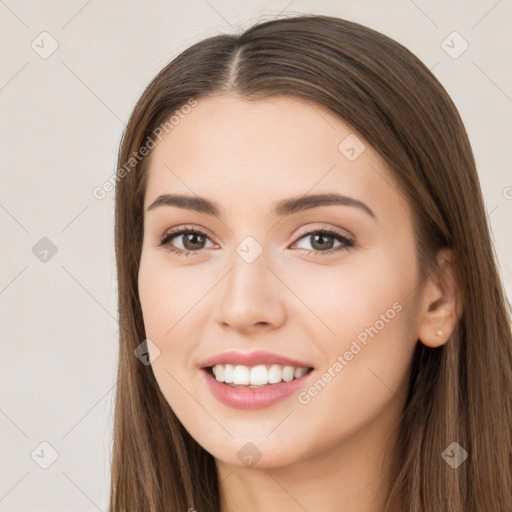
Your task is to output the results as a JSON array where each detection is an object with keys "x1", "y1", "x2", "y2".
[{"x1": 205, "y1": 364, "x2": 314, "y2": 388}]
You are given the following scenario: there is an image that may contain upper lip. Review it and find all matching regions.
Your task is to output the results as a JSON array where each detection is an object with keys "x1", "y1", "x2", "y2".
[{"x1": 199, "y1": 350, "x2": 314, "y2": 369}]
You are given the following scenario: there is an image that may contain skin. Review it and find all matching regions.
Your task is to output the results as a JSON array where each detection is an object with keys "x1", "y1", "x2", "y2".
[{"x1": 138, "y1": 93, "x2": 459, "y2": 511}]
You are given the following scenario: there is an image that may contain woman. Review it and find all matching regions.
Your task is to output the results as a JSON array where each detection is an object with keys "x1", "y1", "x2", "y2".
[{"x1": 109, "y1": 14, "x2": 512, "y2": 511}]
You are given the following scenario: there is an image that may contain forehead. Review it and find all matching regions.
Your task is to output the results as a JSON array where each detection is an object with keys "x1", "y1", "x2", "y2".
[{"x1": 143, "y1": 94, "x2": 406, "y2": 222}]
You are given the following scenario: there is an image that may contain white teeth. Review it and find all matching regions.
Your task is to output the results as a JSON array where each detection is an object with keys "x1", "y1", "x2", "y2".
[
  {"x1": 233, "y1": 365, "x2": 250, "y2": 385},
  {"x1": 209, "y1": 363, "x2": 311, "y2": 386},
  {"x1": 282, "y1": 366, "x2": 295, "y2": 382},
  {"x1": 249, "y1": 365, "x2": 268, "y2": 385},
  {"x1": 224, "y1": 364, "x2": 234, "y2": 383},
  {"x1": 214, "y1": 364, "x2": 224, "y2": 382},
  {"x1": 295, "y1": 367, "x2": 308, "y2": 378},
  {"x1": 268, "y1": 364, "x2": 282, "y2": 384}
]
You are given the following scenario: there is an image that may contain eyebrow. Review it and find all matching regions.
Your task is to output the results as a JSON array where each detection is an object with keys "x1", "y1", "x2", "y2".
[{"x1": 147, "y1": 193, "x2": 376, "y2": 219}]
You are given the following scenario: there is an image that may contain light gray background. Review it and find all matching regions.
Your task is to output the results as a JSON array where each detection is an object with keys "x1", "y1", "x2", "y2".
[{"x1": 1, "y1": 1, "x2": 511, "y2": 510}]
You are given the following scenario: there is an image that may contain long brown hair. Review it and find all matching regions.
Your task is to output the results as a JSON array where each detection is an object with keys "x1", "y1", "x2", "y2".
[{"x1": 110, "y1": 14, "x2": 512, "y2": 511}]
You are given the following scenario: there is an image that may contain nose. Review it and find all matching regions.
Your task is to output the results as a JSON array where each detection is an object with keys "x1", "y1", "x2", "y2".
[{"x1": 214, "y1": 248, "x2": 287, "y2": 334}]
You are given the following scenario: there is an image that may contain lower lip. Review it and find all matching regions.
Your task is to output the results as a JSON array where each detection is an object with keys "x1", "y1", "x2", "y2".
[{"x1": 201, "y1": 368, "x2": 314, "y2": 410}]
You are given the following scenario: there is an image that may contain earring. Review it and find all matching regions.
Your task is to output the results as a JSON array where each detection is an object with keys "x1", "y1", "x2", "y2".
[{"x1": 435, "y1": 329, "x2": 443, "y2": 338}]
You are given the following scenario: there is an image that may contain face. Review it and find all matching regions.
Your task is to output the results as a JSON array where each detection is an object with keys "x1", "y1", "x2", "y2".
[{"x1": 138, "y1": 93, "x2": 423, "y2": 470}]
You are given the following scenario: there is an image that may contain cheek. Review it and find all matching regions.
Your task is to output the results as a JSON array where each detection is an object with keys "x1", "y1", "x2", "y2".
[
  {"x1": 289, "y1": 245, "x2": 417, "y2": 348},
  {"x1": 138, "y1": 251, "x2": 206, "y2": 342},
  {"x1": 137, "y1": 251, "x2": 211, "y2": 409},
  {"x1": 294, "y1": 249, "x2": 419, "y2": 431}
]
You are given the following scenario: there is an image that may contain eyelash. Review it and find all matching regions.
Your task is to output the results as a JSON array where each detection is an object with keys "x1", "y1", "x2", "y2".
[{"x1": 157, "y1": 225, "x2": 355, "y2": 258}]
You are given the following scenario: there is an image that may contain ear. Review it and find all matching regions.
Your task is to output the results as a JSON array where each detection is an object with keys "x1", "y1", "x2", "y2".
[{"x1": 417, "y1": 248, "x2": 461, "y2": 348}]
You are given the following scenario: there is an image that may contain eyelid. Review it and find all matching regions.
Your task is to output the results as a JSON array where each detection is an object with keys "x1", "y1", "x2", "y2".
[{"x1": 292, "y1": 223, "x2": 354, "y2": 242}]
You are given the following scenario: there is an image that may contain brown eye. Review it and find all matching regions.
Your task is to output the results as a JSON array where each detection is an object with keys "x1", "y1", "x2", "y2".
[
  {"x1": 180, "y1": 232, "x2": 207, "y2": 250},
  {"x1": 292, "y1": 229, "x2": 355, "y2": 256},
  {"x1": 309, "y1": 233, "x2": 336, "y2": 250},
  {"x1": 159, "y1": 228, "x2": 214, "y2": 256}
]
